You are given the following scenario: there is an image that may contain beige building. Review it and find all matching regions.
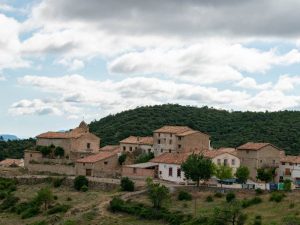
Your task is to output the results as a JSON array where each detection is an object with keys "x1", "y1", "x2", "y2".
[
  {"x1": 76, "y1": 148, "x2": 120, "y2": 177},
  {"x1": 35, "y1": 121, "x2": 100, "y2": 160},
  {"x1": 203, "y1": 148, "x2": 240, "y2": 173},
  {"x1": 236, "y1": 142, "x2": 281, "y2": 179},
  {"x1": 153, "y1": 126, "x2": 210, "y2": 156},
  {"x1": 120, "y1": 136, "x2": 153, "y2": 154}
]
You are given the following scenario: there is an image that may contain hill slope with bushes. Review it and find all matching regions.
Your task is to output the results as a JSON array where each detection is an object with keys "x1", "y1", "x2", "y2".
[{"x1": 89, "y1": 104, "x2": 300, "y2": 155}]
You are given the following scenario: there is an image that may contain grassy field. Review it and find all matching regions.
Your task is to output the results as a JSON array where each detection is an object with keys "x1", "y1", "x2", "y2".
[{"x1": 1, "y1": 181, "x2": 300, "y2": 225}]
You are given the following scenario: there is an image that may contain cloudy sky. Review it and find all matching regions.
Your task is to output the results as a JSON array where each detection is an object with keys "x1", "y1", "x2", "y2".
[{"x1": 1, "y1": 0, "x2": 300, "y2": 137}]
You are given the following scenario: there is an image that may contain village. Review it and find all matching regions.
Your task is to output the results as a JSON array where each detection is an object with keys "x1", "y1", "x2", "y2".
[{"x1": 1, "y1": 121, "x2": 299, "y2": 191}]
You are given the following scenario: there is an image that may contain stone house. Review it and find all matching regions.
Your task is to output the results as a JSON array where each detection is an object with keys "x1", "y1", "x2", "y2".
[
  {"x1": 76, "y1": 149, "x2": 121, "y2": 177},
  {"x1": 153, "y1": 126, "x2": 210, "y2": 156},
  {"x1": 120, "y1": 136, "x2": 153, "y2": 154},
  {"x1": 236, "y1": 142, "x2": 282, "y2": 180},
  {"x1": 0, "y1": 158, "x2": 24, "y2": 167},
  {"x1": 279, "y1": 155, "x2": 300, "y2": 187},
  {"x1": 122, "y1": 162, "x2": 158, "y2": 179},
  {"x1": 35, "y1": 121, "x2": 100, "y2": 161}
]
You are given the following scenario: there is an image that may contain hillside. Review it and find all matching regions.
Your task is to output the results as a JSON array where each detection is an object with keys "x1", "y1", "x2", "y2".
[
  {"x1": 0, "y1": 135, "x2": 19, "y2": 141},
  {"x1": 0, "y1": 139, "x2": 36, "y2": 160},
  {"x1": 89, "y1": 104, "x2": 300, "y2": 155}
]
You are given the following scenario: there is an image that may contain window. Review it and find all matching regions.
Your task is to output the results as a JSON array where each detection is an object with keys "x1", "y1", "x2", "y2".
[
  {"x1": 169, "y1": 167, "x2": 173, "y2": 177},
  {"x1": 178, "y1": 137, "x2": 181, "y2": 141},
  {"x1": 83, "y1": 163, "x2": 85, "y2": 166},
  {"x1": 169, "y1": 149, "x2": 172, "y2": 153},
  {"x1": 87, "y1": 143, "x2": 91, "y2": 149},
  {"x1": 158, "y1": 133, "x2": 161, "y2": 137},
  {"x1": 104, "y1": 161, "x2": 108, "y2": 165},
  {"x1": 30, "y1": 154, "x2": 32, "y2": 157},
  {"x1": 148, "y1": 149, "x2": 151, "y2": 153},
  {"x1": 169, "y1": 140, "x2": 172, "y2": 144},
  {"x1": 133, "y1": 168, "x2": 137, "y2": 174},
  {"x1": 282, "y1": 162, "x2": 285, "y2": 165},
  {"x1": 135, "y1": 147, "x2": 137, "y2": 150},
  {"x1": 224, "y1": 159, "x2": 228, "y2": 166},
  {"x1": 130, "y1": 147, "x2": 133, "y2": 152},
  {"x1": 231, "y1": 159, "x2": 235, "y2": 165},
  {"x1": 177, "y1": 168, "x2": 181, "y2": 177},
  {"x1": 170, "y1": 134, "x2": 172, "y2": 137},
  {"x1": 217, "y1": 159, "x2": 221, "y2": 165},
  {"x1": 161, "y1": 149, "x2": 163, "y2": 153},
  {"x1": 289, "y1": 163, "x2": 293, "y2": 166},
  {"x1": 159, "y1": 171, "x2": 162, "y2": 175},
  {"x1": 178, "y1": 144, "x2": 182, "y2": 149},
  {"x1": 158, "y1": 139, "x2": 161, "y2": 144}
]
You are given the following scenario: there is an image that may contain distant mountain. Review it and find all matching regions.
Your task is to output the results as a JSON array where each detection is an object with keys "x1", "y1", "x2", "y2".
[
  {"x1": 0, "y1": 134, "x2": 19, "y2": 141},
  {"x1": 89, "y1": 104, "x2": 300, "y2": 155}
]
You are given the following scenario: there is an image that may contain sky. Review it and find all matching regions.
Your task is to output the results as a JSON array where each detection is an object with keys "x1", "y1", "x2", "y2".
[{"x1": 1, "y1": 0, "x2": 300, "y2": 138}]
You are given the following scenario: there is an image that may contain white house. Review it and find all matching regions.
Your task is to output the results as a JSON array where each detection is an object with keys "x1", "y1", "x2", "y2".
[
  {"x1": 279, "y1": 155, "x2": 300, "y2": 187},
  {"x1": 150, "y1": 148, "x2": 240, "y2": 184}
]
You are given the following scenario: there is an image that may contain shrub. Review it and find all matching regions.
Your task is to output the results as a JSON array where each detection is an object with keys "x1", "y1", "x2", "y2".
[
  {"x1": 21, "y1": 205, "x2": 40, "y2": 219},
  {"x1": 214, "y1": 192, "x2": 223, "y2": 198},
  {"x1": 206, "y1": 195, "x2": 213, "y2": 202},
  {"x1": 253, "y1": 215, "x2": 262, "y2": 225},
  {"x1": 74, "y1": 176, "x2": 88, "y2": 191},
  {"x1": 282, "y1": 215, "x2": 300, "y2": 225},
  {"x1": 255, "y1": 188, "x2": 263, "y2": 195},
  {"x1": 81, "y1": 185, "x2": 88, "y2": 192},
  {"x1": 53, "y1": 177, "x2": 65, "y2": 188},
  {"x1": 47, "y1": 203, "x2": 70, "y2": 214},
  {"x1": 178, "y1": 191, "x2": 192, "y2": 201},
  {"x1": 109, "y1": 197, "x2": 124, "y2": 212},
  {"x1": 66, "y1": 197, "x2": 72, "y2": 201},
  {"x1": 54, "y1": 146, "x2": 64, "y2": 157},
  {"x1": 0, "y1": 194, "x2": 19, "y2": 211},
  {"x1": 118, "y1": 153, "x2": 127, "y2": 165},
  {"x1": 120, "y1": 177, "x2": 135, "y2": 192},
  {"x1": 226, "y1": 192, "x2": 236, "y2": 203},
  {"x1": 135, "y1": 152, "x2": 155, "y2": 164},
  {"x1": 62, "y1": 220, "x2": 77, "y2": 225},
  {"x1": 283, "y1": 180, "x2": 292, "y2": 192},
  {"x1": 270, "y1": 192, "x2": 285, "y2": 203},
  {"x1": 289, "y1": 202, "x2": 295, "y2": 209},
  {"x1": 242, "y1": 197, "x2": 262, "y2": 208}
]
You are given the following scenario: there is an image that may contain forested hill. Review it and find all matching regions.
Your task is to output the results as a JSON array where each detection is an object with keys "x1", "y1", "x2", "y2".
[{"x1": 89, "y1": 104, "x2": 300, "y2": 155}]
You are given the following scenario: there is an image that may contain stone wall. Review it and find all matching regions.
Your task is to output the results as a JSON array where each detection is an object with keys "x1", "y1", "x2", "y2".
[{"x1": 27, "y1": 163, "x2": 75, "y2": 175}]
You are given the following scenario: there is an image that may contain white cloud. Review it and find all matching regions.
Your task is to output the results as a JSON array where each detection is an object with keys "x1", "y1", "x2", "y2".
[
  {"x1": 57, "y1": 58, "x2": 85, "y2": 71},
  {"x1": 274, "y1": 75, "x2": 300, "y2": 92},
  {"x1": 0, "y1": 3, "x2": 16, "y2": 12},
  {"x1": 236, "y1": 77, "x2": 272, "y2": 90}
]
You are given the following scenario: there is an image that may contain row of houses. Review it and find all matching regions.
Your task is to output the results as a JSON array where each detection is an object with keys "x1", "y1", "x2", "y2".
[{"x1": 21, "y1": 121, "x2": 300, "y2": 186}]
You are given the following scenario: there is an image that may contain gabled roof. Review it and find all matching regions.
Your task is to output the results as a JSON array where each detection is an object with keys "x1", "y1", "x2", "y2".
[
  {"x1": 100, "y1": 145, "x2": 120, "y2": 152},
  {"x1": 36, "y1": 121, "x2": 99, "y2": 140},
  {"x1": 202, "y1": 149, "x2": 238, "y2": 159},
  {"x1": 150, "y1": 152, "x2": 190, "y2": 165},
  {"x1": 77, "y1": 151, "x2": 117, "y2": 163},
  {"x1": 120, "y1": 136, "x2": 153, "y2": 145},
  {"x1": 280, "y1": 155, "x2": 300, "y2": 164},
  {"x1": 237, "y1": 142, "x2": 277, "y2": 151},
  {"x1": 154, "y1": 126, "x2": 193, "y2": 134}
]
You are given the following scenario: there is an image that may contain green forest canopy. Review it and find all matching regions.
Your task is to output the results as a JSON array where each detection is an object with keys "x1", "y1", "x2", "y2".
[
  {"x1": 89, "y1": 104, "x2": 300, "y2": 155},
  {"x1": 1, "y1": 104, "x2": 300, "y2": 160}
]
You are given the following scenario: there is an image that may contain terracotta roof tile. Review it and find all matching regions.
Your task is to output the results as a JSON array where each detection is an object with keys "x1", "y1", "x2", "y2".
[
  {"x1": 154, "y1": 126, "x2": 193, "y2": 134},
  {"x1": 0, "y1": 158, "x2": 23, "y2": 167},
  {"x1": 280, "y1": 155, "x2": 300, "y2": 164},
  {"x1": 237, "y1": 142, "x2": 272, "y2": 151},
  {"x1": 77, "y1": 151, "x2": 117, "y2": 163},
  {"x1": 150, "y1": 152, "x2": 191, "y2": 165},
  {"x1": 202, "y1": 148, "x2": 238, "y2": 158},
  {"x1": 100, "y1": 145, "x2": 120, "y2": 152},
  {"x1": 120, "y1": 136, "x2": 153, "y2": 145}
]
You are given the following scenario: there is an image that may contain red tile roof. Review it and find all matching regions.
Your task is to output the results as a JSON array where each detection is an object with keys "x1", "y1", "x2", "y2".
[
  {"x1": 77, "y1": 151, "x2": 117, "y2": 163},
  {"x1": 154, "y1": 126, "x2": 193, "y2": 134},
  {"x1": 150, "y1": 152, "x2": 191, "y2": 165},
  {"x1": 202, "y1": 148, "x2": 238, "y2": 158},
  {"x1": 280, "y1": 155, "x2": 300, "y2": 164},
  {"x1": 100, "y1": 145, "x2": 120, "y2": 152},
  {"x1": 0, "y1": 158, "x2": 23, "y2": 167},
  {"x1": 120, "y1": 136, "x2": 153, "y2": 145},
  {"x1": 237, "y1": 142, "x2": 273, "y2": 151}
]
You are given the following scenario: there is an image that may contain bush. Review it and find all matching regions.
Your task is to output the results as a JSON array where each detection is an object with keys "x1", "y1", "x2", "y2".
[
  {"x1": 66, "y1": 197, "x2": 72, "y2": 201},
  {"x1": 226, "y1": 192, "x2": 236, "y2": 203},
  {"x1": 0, "y1": 194, "x2": 19, "y2": 211},
  {"x1": 121, "y1": 177, "x2": 135, "y2": 192},
  {"x1": 242, "y1": 197, "x2": 262, "y2": 208},
  {"x1": 270, "y1": 192, "x2": 285, "y2": 203},
  {"x1": 74, "y1": 176, "x2": 88, "y2": 191},
  {"x1": 53, "y1": 177, "x2": 65, "y2": 188},
  {"x1": 118, "y1": 153, "x2": 127, "y2": 165},
  {"x1": 283, "y1": 180, "x2": 292, "y2": 192},
  {"x1": 21, "y1": 205, "x2": 40, "y2": 219},
  {"x1": 255, "y1": 188, "x2": 263, "y2": 195},
  {"x1": 81, "y1": 185, "x2": 88, "y2": 192},
  {"x1": 206, "y1": 195, "x2": 213, "y2": 202},
  {"x1": 135, "y1": 152, "x2": 155, "y2": 164},
  {"x1": 289, "y1": 202, "x2": 295, "y2": 209},
  {"x1": 253, "y1": 215, "x2": 262, "y2": 225},
  {"x1": 54, "y1": 146, "x2": 64, "y2": 157},
  {"x1": 47, "y1": 203, "x2": 70, "y2": 214},
  {"x1": 214, "y1": 192, "x2": 223, "y2": 198},
  {"x1": 282, "y1": 215, "x2": 300, "y2": 225},
  {"x1": 178, "y1": 191, "x2": 192, "y2": 201}
]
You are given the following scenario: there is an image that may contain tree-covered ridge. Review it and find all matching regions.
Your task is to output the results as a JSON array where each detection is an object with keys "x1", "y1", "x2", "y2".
[
  {"x1": 0, "y1": 139, "x2": 36, "y2": 160},
  {"x1": 89, "y1": 104, "x2": 300, "y2": 155}
]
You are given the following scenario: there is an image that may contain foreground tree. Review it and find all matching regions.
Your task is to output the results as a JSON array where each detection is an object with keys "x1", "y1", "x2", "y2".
[
  {"x1": 146, "y1": 178, "x2": 169, "y2": 209},
  {"x1": 215, "y1": 165, "x2": 233, "y2": 187},
  {"x1": 181, "y1": 154, "x2": 214, "y2": 186},
  {"x1": 256, "y1": 168, "x2": 273, "y2": 189},
  {"x1": 74, "y1": 176, "x2": 89, "y2": 191},
  {"x1": 35, "y1": 187, "x2": 54, "y2": 211},
  {"x1": 235, "y1": 166, "x2": 250, "y2": 184}
]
